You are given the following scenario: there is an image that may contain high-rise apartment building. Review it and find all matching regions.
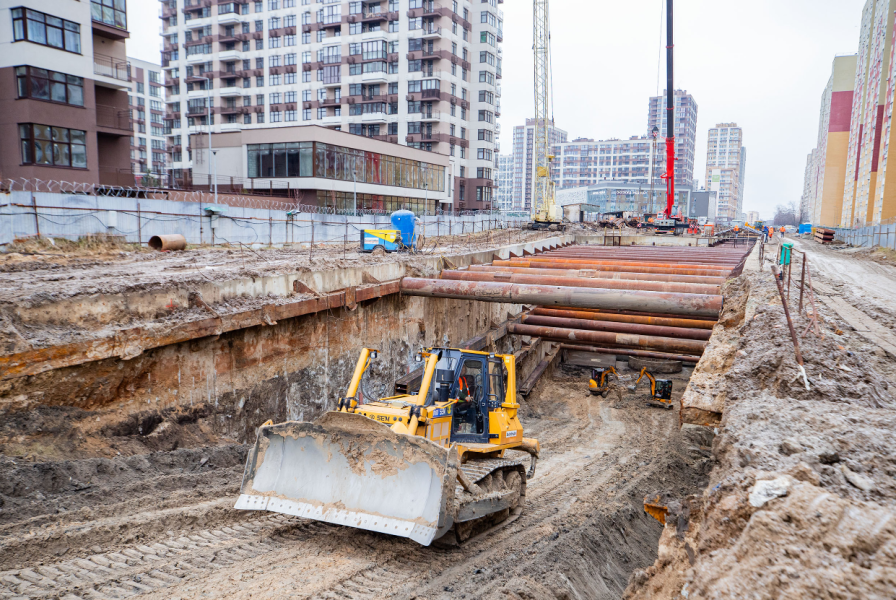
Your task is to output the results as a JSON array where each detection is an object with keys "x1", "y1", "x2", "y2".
[
  {"x1": 647, "y1": 89, "x2": 698, "y2": 190},
  {"x1": 551, "y1": 136, "x2": 664, "y2": 190},
  {"x1": 842, "y1": 0, "x2": 896, "y2": 227},
  {"x1": 128, "y1": 57, "x2": 168, "y2": 183},
  {"x1": 705, "y1": 123, "x2": 746, "y2": 223},
  {"x1": 511, "y1": 118, "x2": 567, "y2": 210},
  {"x1": 1, "y1": 0, "x2": 133, "y2": 187},
  {"x1": 159, "y1": 0, "x2": 502, "y2": 212},
  {"x1": 495, "y1": 152, "x2": 512, "y2": 211},
  {"x1": 807, "y1": 55, "x2": 857, "y2": 227}
]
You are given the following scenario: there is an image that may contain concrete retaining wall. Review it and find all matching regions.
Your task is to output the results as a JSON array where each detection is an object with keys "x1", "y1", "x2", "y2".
[{"x1": 0, "y1": 191, "x2": 522, "y2": 248}]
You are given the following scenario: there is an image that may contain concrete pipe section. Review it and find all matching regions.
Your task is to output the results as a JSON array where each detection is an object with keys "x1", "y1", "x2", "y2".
[
  {"x1": 148, "y1": 234, "x2": 187, "y2": 251},
  {"x1": 399, "y1": 277, "x2": 723, "y2": 319}
]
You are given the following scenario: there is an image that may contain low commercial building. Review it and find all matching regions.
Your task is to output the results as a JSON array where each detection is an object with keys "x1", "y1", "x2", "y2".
[
  {"x1": 557, "y1": 180, "x2": 692, "y2": 217},
  {"x1": 192, "y1": 124, "x2": 450, "y2": 214}
]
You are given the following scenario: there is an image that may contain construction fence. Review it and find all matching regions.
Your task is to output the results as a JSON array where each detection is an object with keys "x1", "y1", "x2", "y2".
[
  {"x1": 0, "y1": 191, "x2": 529, "y2": 248},
  {"x1": 829, "y1": 223, "x2": 896, "y2": 249}
]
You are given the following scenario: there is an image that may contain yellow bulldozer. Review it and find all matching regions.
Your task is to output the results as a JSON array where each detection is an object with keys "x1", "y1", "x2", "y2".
[{"x1": 235, "y1": 347, "x2": 540, "y2": 546}]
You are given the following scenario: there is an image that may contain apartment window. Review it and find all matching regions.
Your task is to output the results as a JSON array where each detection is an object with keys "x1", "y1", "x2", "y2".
[
  {"x1": 286, "y1": 72, "x2": 297, "y2": 84},
  {"x1": 256, "y1": 39, "x2": 264, "y2": 49},
  {"x1": 255, "y1": 1, "x2": 263, "y2": 11},
  {"x1": 479, "y1": 70, "x2": 494, "y2": 85},
  {"x1": 271, "y1": 111, "x2": 282, "y2": 122},
  {"x1": 15, "y1": 67, "x2": 84, "y2": 107},
  {"x1": 11, "y1": 8, "x2": 81, "y2": 53},
  {"x1": 269, "y1": 16, "x2": 281, "y2": 29},
  {"x1": 479, "y1": 51, "x2": 495, "y2": 66},
  {"x1": 303, "y1": 108, "x2": 311, "y2": 120},
  {"x1": 285, "y1": 110, "x2": 297, "y2": 121},
  {"x1": 269, "y1": 0, "x2": 279, "y2": 9},
  {"x1": 19, "y1": 124, "x2": 87, "y2": 169},
  {"x1": 270, "y1": 92, "x2": 282, "y2": 104},
  {"x1": 478, "y1": 90, "x2": 494, "y2": 104},
  {"x1": 270, "y1": 36, "x2": 281, "y2": 48},
  {"x1": 91, "y1": 0, "x2": 127, "y2": 30}
]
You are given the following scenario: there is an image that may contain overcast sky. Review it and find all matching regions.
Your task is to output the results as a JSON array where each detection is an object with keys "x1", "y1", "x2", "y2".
[{"x1": 129, "y1": 0, "x2": 865, "y2": 219}]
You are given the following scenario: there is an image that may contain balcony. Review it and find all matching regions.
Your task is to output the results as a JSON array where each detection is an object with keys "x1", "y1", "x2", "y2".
[
  {"x1": 370, "y1": 134, "x2": 398, "y2": 144},
  {"x1": 361, "y1": 29, "x2": 388, "y2": 41},
  {"x1": 94, "y1": 53, "x2": 130, "y2": 81},
  {"x1": 96, "y1": 104, "x2": 131, "y2": 132},
  {"x1": 361, "y1": 111, "x2": 387, "y2": 123},
  {"x1": 406, "y1": 49, "x2": 470, "y2": 70},
  {"x1": 419, "y1": 26, "x2": 442, "y2": 39},
  {"x1": 219, "y1": 84, "x2": 242, "y2": 96},
  {"x1": 361, "y1": 71, "x2": 389, "y2": 83},
  {"x1": 217, "y1": 12, "x2": 242, "y2": 25},
  {"x1": 218, "y1": 49, "x2": 242, "y2": 61},
  {"x1": 405, "y1": 132, "x2": 448, "y2": 144},
  {"x1": 320, "y1": 115, "x2": 343, "y2": 126},
  {"x1": 417, "y1": 111, "x2": 441, "y2": 121}
]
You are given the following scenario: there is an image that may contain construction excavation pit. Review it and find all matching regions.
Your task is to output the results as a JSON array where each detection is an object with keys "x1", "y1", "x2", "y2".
[{"x1": 2, "y1": 230, "x2": 895, "y2": 600}]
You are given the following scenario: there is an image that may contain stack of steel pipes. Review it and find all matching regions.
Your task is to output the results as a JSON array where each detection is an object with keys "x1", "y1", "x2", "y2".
[{"x1": 400, "y1": 242, "x2": 755, "y2": 362}]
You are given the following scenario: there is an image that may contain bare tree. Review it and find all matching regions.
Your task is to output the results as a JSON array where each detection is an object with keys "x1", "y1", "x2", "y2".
[{"x1": 774, "y1": 201, "x2": 799, "y2": 227}]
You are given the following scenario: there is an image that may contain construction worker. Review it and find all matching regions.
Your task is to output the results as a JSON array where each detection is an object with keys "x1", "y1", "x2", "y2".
[{"x1": 762, "y1": 225, "x2": 769, "y2": 242}]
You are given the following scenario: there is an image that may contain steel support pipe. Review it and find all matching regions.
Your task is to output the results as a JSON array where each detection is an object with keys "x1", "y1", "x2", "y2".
[
  {"x1": 530, "y1": 307, "x2": 716, "y2": 330},
  {"x1": 522, "y1": 314, "x2": 711, "y2": 341},
  {"x1": 559, "y1": 343, "x2": 700, "y2": 364},
  {"x1": 549, "y1": 305, "x2": 719, "y2": 322},
  {"x1": 511, "y1": 256, "x2": 731, "y2": 272},
  {"x1": 468, "y1": 265, "x2": 727, "y2": 286},
  {"x1": 400, "y1": 278, "x2": 723, "y2": 318},
  {"x1": 494, "y1": 260, "x2": 729, "y2": 278},
  {"x1": 542, "y1": 251, "x2": 745, "y2": 264},
  {"x1": 508, "y1": 323, "x2": 708, "y2": 354},
  {"x1": 441, "y1": 270, "x2": 721, "y2": 295}
]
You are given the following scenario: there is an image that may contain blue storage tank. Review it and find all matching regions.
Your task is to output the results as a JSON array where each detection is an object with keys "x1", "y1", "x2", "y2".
[{"x1": 391, "y1": 210, "x2": 417, "y2": 248}]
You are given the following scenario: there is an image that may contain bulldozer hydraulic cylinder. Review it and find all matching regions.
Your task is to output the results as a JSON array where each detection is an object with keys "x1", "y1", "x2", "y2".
[
  {"x1": 399, "y1": 278, "x2": 723, "y2": 318},
  {"x1": 530, "y1": 307, "x2": 716, "y2": 330},
  {"x1": 508, "y1": 323, "x2": 707, "y2": 354},
  {"x1": 440, "y1": 270, "x2": 720, "y2": 296},
  {"x1": 522, "y1": 314, "x2": 712, "y2": 340}
]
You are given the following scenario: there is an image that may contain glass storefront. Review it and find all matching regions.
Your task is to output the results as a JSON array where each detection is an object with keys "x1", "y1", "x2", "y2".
[
  {"x1": 315, "y1": 190, "x2": 437, "y2": 215},
  {"x1": 247, "y1": 141, "x2": 445, "y2": 193}
]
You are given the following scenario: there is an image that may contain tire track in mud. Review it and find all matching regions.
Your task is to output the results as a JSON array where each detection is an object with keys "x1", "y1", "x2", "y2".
[{"x1": 0, "y1": 380, "x2": 690, "y2": 600}]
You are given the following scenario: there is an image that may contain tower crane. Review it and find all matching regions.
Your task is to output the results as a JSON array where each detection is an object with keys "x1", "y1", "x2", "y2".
[{"x1": 528, "y1": 0, "x2": 562, "y2": 230}]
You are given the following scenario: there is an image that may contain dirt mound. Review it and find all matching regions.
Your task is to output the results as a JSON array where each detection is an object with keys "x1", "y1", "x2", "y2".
[{"x1": 625, "y1": 270, "x2": 896, "y2": 600}]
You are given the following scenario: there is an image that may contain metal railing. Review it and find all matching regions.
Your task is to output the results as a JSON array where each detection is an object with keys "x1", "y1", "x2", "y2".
[{"x1": 94, "y1": 53, "x2": 130, "y2": 81}]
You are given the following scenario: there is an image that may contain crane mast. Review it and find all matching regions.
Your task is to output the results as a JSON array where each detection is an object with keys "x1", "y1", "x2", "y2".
[{"x1": 532, "y1": 0, "x2": 557, "y2": 224}]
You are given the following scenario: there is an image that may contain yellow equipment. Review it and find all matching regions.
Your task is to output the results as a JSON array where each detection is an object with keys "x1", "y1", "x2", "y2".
[
  {"x1": 633, "y1": 367, "x2": 674, "y2": 410},
  {"x1": 588, "y1": 366, "x2": 619, "y2": 397},
  {"x1": 235, "y1": 347, "x2": 540, "y2": 546},
  {"x1": 527, "y1": 0, "x2": 562, "y2": 230}
]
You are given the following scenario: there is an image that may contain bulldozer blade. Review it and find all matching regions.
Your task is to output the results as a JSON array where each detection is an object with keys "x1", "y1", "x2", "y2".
[{"x1": 235, "y1": 412, "x2": 459, "y2": 546}]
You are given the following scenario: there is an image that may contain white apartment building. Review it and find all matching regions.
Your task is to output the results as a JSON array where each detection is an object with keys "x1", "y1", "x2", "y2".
[
  {"x1": 705, "y1": 122, "x2": 746, "y2": 223},
  {"x1": 495, "y1": 152, "x2": 512, "y2": 210},
  {"x1": 551, "y1": 136, "x2": 664, "y2": 190},
  {"x1": 159, "y1": 0, "x2": 502, "y2": 212},
  {"x1": 128, "y1": 57, "x2": 168, "y2": 182},
  {"x1": 647, "y1": 89, "x2": 698, "y2": 190},
  {"x1": 510, "y1": 118, "x2": 567, "y2": 211}
]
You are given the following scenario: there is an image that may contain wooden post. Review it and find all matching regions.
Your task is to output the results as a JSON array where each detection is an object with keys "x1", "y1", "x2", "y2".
[
  {"x1": 309, "y1": 217, "x2": 314, "y2": 260},
  {"x1": 798, "y1": 254, "x2": 807, "y2": 313},
  {"x1": 269, "y1": 216, "x2": 273, "y2": 247},
  {"x1": 137, "y1": 201, "x2": 142, "y2": 246}
]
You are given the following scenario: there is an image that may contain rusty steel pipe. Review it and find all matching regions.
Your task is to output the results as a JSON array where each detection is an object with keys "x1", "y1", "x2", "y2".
[
  {"x1": 530, "y1": 307, "x2": 716, "y2": 330},
  {"x1": 508, "y1": 323, "x2": 707, "y2": 354},
  {"x1": 559, "y1": 343, "x2": 700, "y2": 364},
  {"x1": 399, "y1": 278, "x2": 723, "y2": 318},
  {"x1": 549, "y1": 306, "x2": 719, "y2": 322},
  {"x1": 512, "y1": 256, "x2": 731, "y2": 272},
  {"x1": 494, "y1": 260, "x2": 729, "y2": 277},
  {"x1": 542, "y1": 251, "x2": 745, "y2": 264},
  {"x1": 468, "y1": 265, "x2": 727, "y2": 286},
  {"x1": 148, "y1": 234, "x2": 187, "y2": 251},
  {"x1": 522, "y1": 314, "x2": 711, "y2": 341},
  {"x1": 440, "y1": 270, "x2": 720, "y2": 295}
]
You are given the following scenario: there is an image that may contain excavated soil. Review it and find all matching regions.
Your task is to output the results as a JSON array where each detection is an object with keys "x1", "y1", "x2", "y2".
[
  {"x1": 625, "y1": 247, "x2": 896, "y2": 600},
  {"x1": 0, "y1": 367, "x2": 710, "y2": 599}
]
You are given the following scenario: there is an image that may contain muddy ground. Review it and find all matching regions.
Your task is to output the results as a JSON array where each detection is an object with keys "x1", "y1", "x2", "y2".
[
  {"x1": 0, "y1": 364, "x2": 710, "y2": 600},
  {"x1": 0, "y1": 229, "x2": 560, "y2": 307},
  {"x1": 625, "y1": 239, "x2": 896, "y2": 599}
]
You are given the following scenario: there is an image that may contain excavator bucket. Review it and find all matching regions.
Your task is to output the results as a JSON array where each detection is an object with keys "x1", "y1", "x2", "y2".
[{"x1": 235, "y1": 411, "x2": 459, "y2": 546}]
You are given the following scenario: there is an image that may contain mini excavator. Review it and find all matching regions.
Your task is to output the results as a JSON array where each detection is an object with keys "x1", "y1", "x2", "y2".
[
  {"x1": 236, "y1": 347, "x2": 540, "y2": 546},
  {"x1": 589, "y1": 366, "x2": 673, "y2": 409}
]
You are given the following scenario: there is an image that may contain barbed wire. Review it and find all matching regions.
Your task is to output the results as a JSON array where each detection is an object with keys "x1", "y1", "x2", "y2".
[{"x1": 1, "y1": 178, "x2": 532, "y2": 219}]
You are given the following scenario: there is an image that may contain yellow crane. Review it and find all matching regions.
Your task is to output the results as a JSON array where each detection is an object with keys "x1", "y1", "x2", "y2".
[{"x1": 528, "y1": 0, "x2": 562, "y2": 230}]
